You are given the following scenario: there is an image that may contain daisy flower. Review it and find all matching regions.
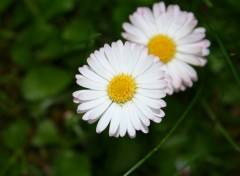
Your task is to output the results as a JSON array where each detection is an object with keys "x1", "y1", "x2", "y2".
[
  {"x1": 73, "y1": 40, "x2": 172, "y2": 138},
  {"x1": 122, "y1": 1, "x2": 210, "y2": 93}
]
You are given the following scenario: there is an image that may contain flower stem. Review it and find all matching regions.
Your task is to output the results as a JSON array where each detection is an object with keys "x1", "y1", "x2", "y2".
[
  {"x1": 123, "y1": 86, "x2": 203, "y2": 176},
  {"x1": 211, "y1": 26, "x2": 240, "y2": 89},
  {"x1": 201, "y1": 99, "x2": 240, "y2": 153}
]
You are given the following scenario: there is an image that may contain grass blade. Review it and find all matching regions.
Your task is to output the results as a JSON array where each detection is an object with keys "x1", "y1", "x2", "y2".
[
  {"x1": 123, "y1": 86, "x2": 203, "y2": 176},
  {"x1": 172, "y1": 151, "x2": 201, "y2": 176},
  {"x1": 209, "y1": 26, "x2": 240, "y2": 88},
  {"x1": 201, "y1": 99, "x2": 240, "y2": 153}
]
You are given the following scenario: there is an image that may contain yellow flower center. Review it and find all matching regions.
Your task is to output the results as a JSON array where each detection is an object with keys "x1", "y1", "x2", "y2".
[
  {"x1": 108, "y1": 74, "x2": 136, "y2": 104},
  {"x1": 148, "y1": 34, "x2": 176, "y2": 63}
]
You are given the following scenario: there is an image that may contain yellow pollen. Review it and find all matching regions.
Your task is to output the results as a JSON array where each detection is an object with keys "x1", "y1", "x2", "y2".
[
  {"x1": 108, "y1": 74, "x2": 136, "y2": 104},
  {"x1": 148, "y1": 34, "x2": 176, "y2": 63}
]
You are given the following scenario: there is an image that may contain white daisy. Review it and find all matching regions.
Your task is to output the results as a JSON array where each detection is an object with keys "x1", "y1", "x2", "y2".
[
  {"x1": 122, "y1": 1, "x2": 210, "y2": 93},
  {"x1": 73, "y1": 40, "x2": 171, "y2": 138}
]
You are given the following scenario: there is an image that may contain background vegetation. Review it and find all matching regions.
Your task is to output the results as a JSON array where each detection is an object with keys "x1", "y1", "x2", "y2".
[{"x1": 1, "y1": 0, "x2": 240, "y2": 175}]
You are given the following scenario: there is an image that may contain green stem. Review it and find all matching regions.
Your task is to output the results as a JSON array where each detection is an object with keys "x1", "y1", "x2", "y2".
[
  {"x1": 123, "y1": 87, "x2": 203, "y2": 176},
  {"x1": 201, "y1": 99, "x2": 240, "y2": 153},
  {"x1": 212, "y1": 28, "x2": 240, "y2": 89},
  {"x1": 172, "y1": 151, "x2": 201, "y2": 176}
]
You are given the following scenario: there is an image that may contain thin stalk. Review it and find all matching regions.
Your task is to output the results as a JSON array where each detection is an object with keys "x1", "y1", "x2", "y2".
[
  {"x1": 172, "y1": 151, "x2": 201, "y2": 176},
  {"x1": 201, "y1": 99, "x2": 240, "y2": 153},
  {"x1": 210, "y1": 26, "x2": 240, "y2": 88},
  {"x1": 123, "y1": 87, "x2": 203, "y2": 176}
]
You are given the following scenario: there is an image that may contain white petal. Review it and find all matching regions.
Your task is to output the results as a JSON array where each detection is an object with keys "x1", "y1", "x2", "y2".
[
  {"x1": 111, "y1": 41, "x2": 124, "y2": 71},
  {"x1": 95, "y1": 49, "x2": 115, "y2": 76},
  {"x1": 79, "y1": 66, "x2": 108, "y2": 84},
  {"x1": 136, "y1": 71, "x2": 166, "y2": 84},
  {"x1": 81, "y1": 110, "x2": 91, "y2": 121},
  {"x1": 113, "y1": 127, "x2": 120, "y2": 138},
  {"x1": 153, "y1": 108, "x2": 165, "y2": 118},
  {"x1": 127, "y1": 44, "x2": 145, "y2": 74},
  {"x1": 76, "y1": 75, "x2": 106, "y2": 90},
  {"x1": 127, "y1": 120, "x2": 136, "y2": 138},
  {"x1": 137, "y1": 88, "x2": 166, "y2": 99},
  {"x1": 88, "y1": 56, "x2": 113, "y2": 80},
  {"x1": 82, "y1": 100, "x2": 111, "y2": 122},
  {"x1": 79, "y1": 100, "x2": 111, "y2": 122},
  {"x1": 199, "y1": 57, "x2": 207, "y2": 66},
  {"x1": 73, "y1": 90, "x2": 81, "y2": 103},
  {"x1": 75, "y1": 90, "x2": 107, "y2": 101},
  {"x1": 87, "y1": 118, "x2": 98, "y2": 124},
  {"x1": 177, "y1": 44, "x2": 202, "y2": 55},
  {"x1": 122, "y1": 23, "x2": 148, "y2": 43},
  {"x1": 89, "y1": 99, "x2": 112, "y2": 120},
  {"x1": 177, "y1": 32, "x2": 205, "y2": 45},
  {"x1": 202, "y1": 48, "x2": 210, "y2": 56},
  {"x1": 78, "y1": 96, "x2": 108, "y2": 112},
  {"x1": 133, "y1": 98, "x2": 155, "y2": 120},
  {"x1": 136, "y1": 107, "x2": 150, "y2": 126},
  {"x1": 109, "y1": 105, "x2": 121, "y2": 136},
  {"x1": 136, "y1": 62, "x2": 165, "y2": 81},
  {"x1": 166, "y1": 5, "x2": 182, "y2": 36},
  {"x1": 127, "y1": 102, "x2": 142, "y2": 130},
  {"x1": 174, "y1": 13, "x2": 198, "y2": 40},
  {"x1": 96, "y1": 103, "x2": 116, "y2": 133},
  {"x1": 152, "y1": 117, "x2": 162, "y2": 123},
  {"x1": 119, "y1": 107, "x2": 128, "y2": 137},
  {"x1": 122, "y1": 32, "x2": 148, "y2": 45},
  {"x1": 137, "y1": 80, "x2": 168, "y2": 89},
  {"x1": 140, "y1": 123, "x2": 149, "y2": 133},
  {"x1": 131, "y1": 48, "x2": 153, "y2": 77},
  {"x1": 174, "y1": 60, "x2": 193, "y2": 87},
  {"x1": 137, "y1": 7, "x2": 158, "y2": 35},
  {"x1": 135, "y1": 93, "x2": 165, "y2": 109},
  {"x1": 175, "y1": 52, "x2": 204, "y2": 66},
  {"x1": 179, "y1": 61, "x2": 198, "y2": 81},
  {"x1": 104, "y1": 43, "x2": 121, "y2": 74},
  {"x1": 163, "y1": 5, "x2": 180, "y2": 34},
  {"x1": 167, "y1": 62, "x2": 182, "y2": 89},
  {"x1": 130, "y1": 12, "x2": 156, "y2": 37},
  {"x1": 154, "y1": 12, "x2": 172, "y2": 34},
  {"x1": 179, "y1": 84, "x2": 187, "y2": 91},
  {"x1": 153, "y1": 2, "x2": 166, "y2": 18}
]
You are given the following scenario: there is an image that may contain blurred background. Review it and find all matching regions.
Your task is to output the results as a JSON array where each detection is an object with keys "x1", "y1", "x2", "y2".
[{"x1": 0, "y1": 0, "x2": 240, "y2": 175}]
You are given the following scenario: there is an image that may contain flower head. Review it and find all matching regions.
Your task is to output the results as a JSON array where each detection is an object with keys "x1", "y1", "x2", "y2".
[
  {"x1": 122, "y1": 2, "x2": 210, "y2": 93},
  {"x1": 73, "y1": 40, "x2": 171, "y2": 138}
]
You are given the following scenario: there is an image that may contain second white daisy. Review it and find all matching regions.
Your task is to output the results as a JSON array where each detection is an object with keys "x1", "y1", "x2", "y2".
[
  {"x1": 73, "y1": 40, "x2": 171, "y2": 138},
  {"x1": 122, "y1": 1, "x2": 210, "y2": 93}
]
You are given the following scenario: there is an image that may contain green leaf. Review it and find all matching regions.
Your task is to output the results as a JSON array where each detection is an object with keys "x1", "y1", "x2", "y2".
[
  {"x1": 62, "y1": 20, "x2": 95, "y2": 43},
  {"x1": 35, "y1": 40, "x2": 63, "y2": 62},
  {"x1": 222, "y1": 84, "x2": 240, "y2": 104},
  {"x1": 16, "y1": 24, "x2": 55, "y2": 48},
  {"x1": 0, "y1": 155, "x2": 16, "y2": 176},
  {"x1": 8, "y1": 3, "x2": 29, "y2": 28},
  {"x1": 32, "y1": 120, "x2": 60, "y2": 146},
  {"x1": 21, "y1": 66, "x2": 72, "y2": 101},
  {"x1": 0, "y1": 0, "x2": 13, "y2": 13},
  {"x1": 37, "y1": 0, "x2": 75, "y2": 20},
  {"x1": 53, "y1": 150, "x2": 91, "y2": 176},
  {"x1": 11, "y1": 45, "x2": 34, "y2": 69},
  {"x1": 2, "y1": 121, "x2": 29, "y2": 150},
  {"x1": 208, "y1": 51, "x2": 225, "y2": 73}
]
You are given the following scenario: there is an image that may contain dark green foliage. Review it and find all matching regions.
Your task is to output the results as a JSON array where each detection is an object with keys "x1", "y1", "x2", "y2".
[
  {"x1": 21, "y1": 66, "x2": 72, "y2": 101},
  {"x1": 0, "y1": 0, "x2": 240, "y2": 176}
]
